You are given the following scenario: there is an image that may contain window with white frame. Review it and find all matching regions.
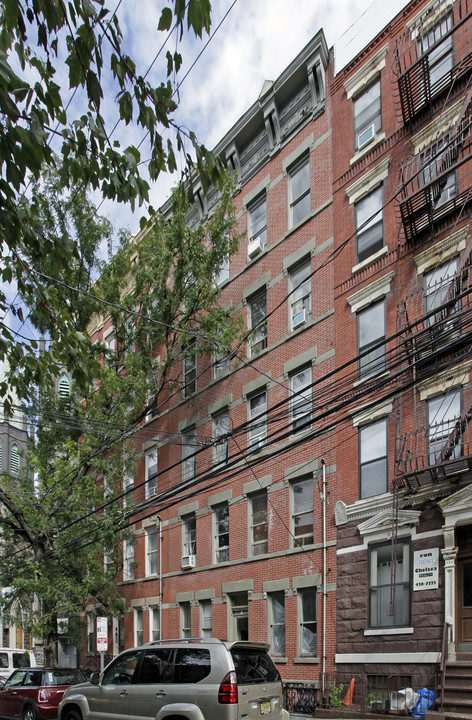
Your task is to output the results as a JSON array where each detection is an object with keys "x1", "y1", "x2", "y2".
[
  {"x1": 10, "y1": 443, "x2": 20, "y2": 474},
  {"x1": 289, "y1": 155, "x2": 310, "y2": 226},
  {"x1": 359, "y1": 418, "x2": 388, "y2": 499},
  {"x1": 123, "y1": 472, "x2": 134, "y2": 507},
  {"x1": 215, "y1": 254, "x2": 230, "y2": 286},
  {"x1": 292, "y1": 477, "x2": 314, "y2": 547},
  {"x1": 428, "y1": 389, "x2": 461, "y2": 464},
  {"x1": 104, "y1": 550, "x2": 114, "y2": 574},
  {"x1": 124, "y1": 538, "x2": 135, "y2": 580},
  {"x1": 250, "y1": 491, "x2": 268, "y2": 556},
  {"x1": 135, "y1": 607, "x2": 143, "y2": 646},
  {"x1": 421, "y1": 134, "x2": 457, "y2": 209},
  {"x1": 289, "y1": 259, "x2": 312, "y2": 330},
  {"x1": 145, "y1": 448, "x2": 158, "y2": 498},
  {"x1": 149, "y1": 606, "x2": 160, "y2": 642},
  {"x1": 248, "y1": 290, "x2": 267, "y2": 357},
  {"x1": 358, "y1": 300, "x2": 386, "y2": 379},
  {"x1": 248, "y1": 195, "x2": 267, "y2": 257},
  {"x1": 58, "y1": 372, "x2": 71, "y2": 398},
  {"x1": 146, "y1": 527, "x2": 158, "y2": 576},
  {"x1": 369, "y1": 539, "x2": 410, "y2": 628},
  {"x1": 269, "y1": 592, "x2": 285, "y2": 657},
  {"x1": 200, "y1": 600, "x2": 212, "y2": 638},
  {"x1": 183, "y1": 338, "x2": 196, "y2": 397},
  {"x1": 298, "y1": 587, "x2": 317, "y2": 656},
  {"x1": 355, "y1": 185, "x2": 384, "y2": 263},
  {"x1": 104, "y1": 332, "x2": 115, "y2": 356},
  {"x1": 214, "y1": 504, "x2": 229, "y2": 563},
  {"x1": 87, "y1": 614, "x2": 94, "y2": 653},
  {"x1": 290, "y1": 366, "x2": 312, "y2": 434},
  {"x1": 354, "y1": 78, "x2": 381, "y2": 150},
  {"x1": 213, "y1": 409, "x2": 229, "y2": 467},
  {"x1": 248, "y1": 390, "x2": 267, "y2": 451},
  {"x1": 213, "y1": 352, "x2": 229, "y2": 379},
  {"x1": 180, "y1": 602, "x2": 191, "y2": 639},
  {"x1": 229, "y1": 592, "x2": 248, "y2": 641},
  {"x1": 425, "y1": 258, "x2": 460, "y2": 328},
  {"x1": 182, "y1": 514, "x2": 196, "y2": 559},
  {"x1": 182, "y1": 426, "x2": 196, "y2": 482},
  {"x1": 419, "y1": 13, "x2": 453, "y2": 91}
]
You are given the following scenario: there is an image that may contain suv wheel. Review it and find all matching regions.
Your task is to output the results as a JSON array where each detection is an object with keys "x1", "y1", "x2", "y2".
[
  {"x1": 63, "y1": 709, "x2": 82, "y2": 720},
  {"x1": 22, "y1": 706, "x2": 38, "y2": 720}
]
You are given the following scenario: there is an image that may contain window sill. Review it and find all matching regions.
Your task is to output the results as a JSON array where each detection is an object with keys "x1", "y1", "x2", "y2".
[
  {"x1": 352, "y1": 245, "x2": 388, "y2": 275},
  {"x1": 353, "y1": 370, "x2": 389, "y2": 388},
  {"x1": 350, "y1": 133, "x2": 385, "y2": 166},
  {"x1": 365, "y1": 627, "x2": 413, "y2": 636},
  {"x1": 272, "y1": 656, "x2": 288, "y2": 664},
  {"x1": 294, "y1": 656, "x2": 319, "y2": 664}
]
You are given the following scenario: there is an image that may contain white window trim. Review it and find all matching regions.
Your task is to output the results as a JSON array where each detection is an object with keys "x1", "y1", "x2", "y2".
[
  {"x1": 414, "y1": 227, "x2": 467, "y2": 275},
  {"x1": 344, "y1": 45, "x2": 389, "y2": 100},
  {"x1": 146, "y1": 527, "x2": 158, "y2": 576},
  {"x1": 347, "y1": 271, "x2": 394, "y2": 314},
  {"x1": 411, "y1": 99, "x2": 463, "y2": 155},
  {"x1": 407, "y1": 0, "x2": 454, "y2": 36},
  {"x1": 134, "y1": 607, "x2": 143, "y2": 647},
  {"x1": 418, "y1": 362, "x2": 472, "y2": 401},
  {"x1": 351, "y1": 399, "x2": 393, "y2": 428},
  {"x1": 346, "y1": 156, "x2": 391, "y2": 205}
]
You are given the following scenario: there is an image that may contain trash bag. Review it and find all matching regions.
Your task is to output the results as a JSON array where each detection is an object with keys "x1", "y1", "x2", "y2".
[{"x1": 411, "y1": 688, "x2": 436, "y2": 718}]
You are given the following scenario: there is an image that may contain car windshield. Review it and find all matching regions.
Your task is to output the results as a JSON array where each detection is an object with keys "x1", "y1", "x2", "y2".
[
  {"x1": 44, "y1": 670, "x2": 83, "y2": 686},
  {"x1": 231, "y1": 648, "x2": 280, "y2": 685}
]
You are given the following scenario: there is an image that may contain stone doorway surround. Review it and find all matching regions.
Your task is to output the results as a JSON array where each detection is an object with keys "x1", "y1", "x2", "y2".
[{"x1": 438, "y1": 483, "x2": 472, "y2": 661}]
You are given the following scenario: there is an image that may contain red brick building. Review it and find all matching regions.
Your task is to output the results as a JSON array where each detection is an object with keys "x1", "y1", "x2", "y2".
[{"x1": 86, "y1": 0, "x2": 472, "y2": 711}]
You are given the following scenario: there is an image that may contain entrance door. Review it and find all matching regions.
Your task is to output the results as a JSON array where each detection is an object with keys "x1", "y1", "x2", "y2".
[{"x1": 456, "y1": 528, "x2": 472, "y2": 651}]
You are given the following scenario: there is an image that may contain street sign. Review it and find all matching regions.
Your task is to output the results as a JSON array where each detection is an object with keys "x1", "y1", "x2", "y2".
[{"x1": 96, "y1": 617, "x2": 108, "y2": 652}]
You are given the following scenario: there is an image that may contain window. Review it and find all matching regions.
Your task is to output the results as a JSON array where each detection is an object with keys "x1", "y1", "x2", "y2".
[
  {"x1": 215, "y1": 255, "x2": 229, "y2": 286},
  {"x1": 200, "y1": 600, "x2": 212, "y2": 638},
  {"x1": 135, "y1": 608, "x2": 143, "y2": 646},
  {"x1": 104, "y1": 550, "x2": 114, "y2": 574},
  {"x1": 289, "y1": 260, "x2": 312, "y2": 329},
  {"x1": 248, "y1": 390, "x2": 267, "y2": 451},
  {"x1": 213, "y1": 352, "x2": 229, "y2": 379},
  {"x1": 369, "y1": 539, "x2": 410, "y2": 628},
  {"x1": 289, "y1": 155, "x2": 310, "y2": 226},
  {"x1": 124, "y1": 538, "x2": 134, "y2": 580},
  {"x1": 359, "y1": 419, "x2": 388, "y2": 499},
  {"x1": 230, "y1": 592, "x2": 248, "y2": 641},
  {"x1": 104, "y1": 332, "x2": 115, "y2": 357},
  {"x1": 298, "y1": 588, "x2": 317, "y2": 656},
  {"x1": 419, "y1": 13, "x2": 453, "y2": 90},
  {"x1": 123, "y1": 473, "x2": 134, "y2": 507},
  {"x1": 180, "y1": 602, "x2": 191, "y2": 639},
  {"x1": 183, "y1": 338, "x2": 196, "y2": 396},
  {"x1": 182, "y1": 426, "x2": 196, "y2": 482},
  {"x1": 425, "y1": 258, "x2": 460, "y2": 328},
  {"x1": 146, "y1": 527, "x2": 158, "y2": 575},
  {"x1": 421, "y1": 134, "x2": 457, "y2": 208},
  {"x1": 87, "y1": 614, "x2": 94, "y2": 654},
  {"x1": 269, "y1": 592, "x2": 285, "y2": 656},
  {"x1": 354, "y1": 79, "x2": 381, "y2": 150},
  {"x1": 214, "y1": 504, "x2": 229, "y2": 563},
  {"x1": 248, "y1": 290, "x2": 267, "y2": 356},
  {"x1": 248, "y1": 195, "x2": 267, "y2": 256},
  {"x1": 149, "y1": 607, "x2": 160, "y2": 642},
  {"x1": 102, "y1": 650, "x2": 140, "y2": 686},
  {"x1": 428, "y1": 390, "x2": 461, "y2": 464},
  {"x1": 145, "y1": 448, "x2": 158, "y2": 498},
  {"x1": 355, "y1": 185, "x2": 384, "y2": 263},
  {"x1": 213, "y1": 409, "x2": 229, "y2": 467},
  {"x1": 182, "y1": 514, "x2": 196, "y2": 558},
  {"x1": 250, "y1": 491, "x2": 268, "y2": 555},
  {"x1": 0, "y1": 442, "x2": 2, "y2": 470},
  {"x1": 358, "y1": 300, "x2": 386, "y2": 379},
  {"x1": 58, "y1": 372, "x2": 70, "y2": 398},
  {"x1": 10, "y1": 444, "x2": 20, "y2": 474},
  {"x1": 292, "y1": 477, "x2": 314, "y2": 547},
  {"x1": 290, "y1": 366, "x2": 312, "y2": 434}
]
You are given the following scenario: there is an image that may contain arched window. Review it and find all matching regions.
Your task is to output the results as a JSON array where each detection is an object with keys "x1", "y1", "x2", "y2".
[
  {"x1": 58, "y1": 372, "x2": 71, "y2": 398},
  {"x1": 10, "y1": 444, "x2": 20, "y2": 474}
]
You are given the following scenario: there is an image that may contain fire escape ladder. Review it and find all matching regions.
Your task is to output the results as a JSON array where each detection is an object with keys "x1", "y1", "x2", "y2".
[
  {"x1": 398, "y1": 301, "x2": 418, "y2": 366},
  {"x1": 437, "y1": 404, "x2": 472, "y2": 465}
]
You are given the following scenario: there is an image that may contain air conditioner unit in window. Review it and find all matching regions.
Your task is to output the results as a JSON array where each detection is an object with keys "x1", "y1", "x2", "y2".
[
  {"x1": 357, "y1": 123, "x2": 375, "y2": 149},
  {"x1": 292, "y1": 308, "x2": 306, "y2": 329},
  {"x1": 248, "y1": 236, "x2": 263, "y2": 259},
  {"x1": 181, "y1": 555, "x2": 196, "y2": 570}
]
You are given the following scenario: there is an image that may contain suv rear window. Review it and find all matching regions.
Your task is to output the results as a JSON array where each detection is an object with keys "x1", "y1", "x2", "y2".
[
  {"x1": 13, "y1": 653, "x2": 31, "y2": 669},
  {"x1": 231, "y1": 648, "x2": 280, "y2": 685},
  {"x1": 173, "y1": 649, "x2": 211, "y2": 684}
]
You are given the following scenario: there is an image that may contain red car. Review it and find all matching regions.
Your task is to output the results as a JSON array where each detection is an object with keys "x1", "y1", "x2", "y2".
[{"x1": 0, "y1": 668, "x2": 84, "y2": 720}]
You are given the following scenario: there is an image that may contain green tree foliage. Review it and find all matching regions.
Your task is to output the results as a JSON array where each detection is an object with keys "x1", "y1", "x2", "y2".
[
  {"x1": 0, "y1": 171, "x2": 242, "y2": 665},
  {"x1": 0, "y1": 0, "x2": 222, "y2": 412}
]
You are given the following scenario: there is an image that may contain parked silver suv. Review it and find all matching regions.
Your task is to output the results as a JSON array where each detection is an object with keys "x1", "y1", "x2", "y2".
[{"x1": 58, "y1": 638, "x2": 288, "y2": 720}]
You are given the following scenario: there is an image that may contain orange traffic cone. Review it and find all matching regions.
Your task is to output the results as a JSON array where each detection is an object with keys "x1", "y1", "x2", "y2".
[{"x1": 343, "y1": 678, "x2": 355, "y2": 706}]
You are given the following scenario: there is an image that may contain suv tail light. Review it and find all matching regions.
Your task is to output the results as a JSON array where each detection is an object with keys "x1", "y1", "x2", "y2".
[
  {"x1": 38, "y1": 689, "x2": 50, "y2": 702},
  {"x1": 218, "y1": 670, "x2": 238, "y2": 704}
]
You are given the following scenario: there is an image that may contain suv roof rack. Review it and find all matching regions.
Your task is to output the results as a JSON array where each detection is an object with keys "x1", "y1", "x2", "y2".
[{"x1": 143, "y1": 637, "x2": 224, "y2": 646}]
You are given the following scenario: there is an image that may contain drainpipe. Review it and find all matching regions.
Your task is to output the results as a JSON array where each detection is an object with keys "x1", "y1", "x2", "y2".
[
  {"x1": 157, "y1": 515, "x2": 163, "y2": 640},
  {"x1": 320, "y1": 459, "x2": 327, "y2": 704}
]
